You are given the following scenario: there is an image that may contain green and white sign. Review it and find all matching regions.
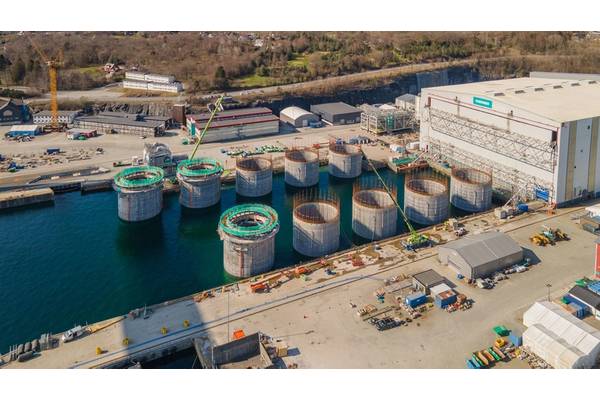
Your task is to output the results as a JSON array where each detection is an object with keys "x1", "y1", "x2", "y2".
[{"x1": 472, "y1": 96, "x2": 493, "y2": 109}]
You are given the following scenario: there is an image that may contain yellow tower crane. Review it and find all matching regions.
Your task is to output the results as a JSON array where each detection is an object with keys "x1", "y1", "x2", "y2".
[{"x1": 27, "y1": 35, "x2": 64, "y2": 132}]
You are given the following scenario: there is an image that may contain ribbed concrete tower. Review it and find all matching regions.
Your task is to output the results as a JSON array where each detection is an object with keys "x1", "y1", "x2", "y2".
[
  {"x1": 328, "y1": 143, "x2": 362, "y2": 179},
  {"x1": 352, "y1": 179, "x2": 397, "y2": 240},
  {"x1": 450, "y1": 168, "x2": 492, "y2": 212},
  {"x1": 113, "y1": 166, "x2": 164, "y2": 222},
  {"x1": 177, "y1": 158, "x2": 223, "y2": 208},
  {"x1": 404, "y1": 177, "x2": 449, "y2": 225},
  {"x1": 235, "y1": 156, "x2": 273, "y2": 197},
  {"x1": 284, "y1": 147, "x2": 319, "y2": 187},
  {"x1": 218, "y1": 204, "x2": 280, "y2": 278},
  {"x1": 292, "y1": 191, "x2": 340, "y2": 257}
]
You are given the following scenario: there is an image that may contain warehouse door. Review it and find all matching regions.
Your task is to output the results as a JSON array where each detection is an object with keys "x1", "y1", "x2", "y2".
[{"x1": 302, "y1": 120, "x2": 308, "y2": 127}]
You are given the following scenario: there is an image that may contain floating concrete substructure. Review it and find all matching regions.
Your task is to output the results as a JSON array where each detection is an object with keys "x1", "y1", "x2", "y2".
[
  {"x1": 177, "y1": 158, "x2": 223, "y2": 208},
  {"x1": 352, "y1": 180, "x2": 397, "y2": 240},
  {"x1": 293, "y1": 191, "x2": 340, "y2": 257},
  {"x1": 0, "y1": 188, "x2": 54, "y2": 210},
  {"x1": 284, "y1": 148, "x2": 319, "y2": 187},
  {"x1": 218, "y1": 204, "x2": 280, "y2": 278},
  {"x1": 235, "y1": 157, "x2": 273, "y2": 197},
  {"x1": 404, "y1": 177, "x2": 449, "y2": 225},
  {"x1": 328, "y1": 143, "x2": 362, "y2": 179},
  {"x1": 113, "y1": 166, "x2": 164, "y2": 222},
  {"x1": 450, "y1": 168, "x2": 492, "y2": 212}
]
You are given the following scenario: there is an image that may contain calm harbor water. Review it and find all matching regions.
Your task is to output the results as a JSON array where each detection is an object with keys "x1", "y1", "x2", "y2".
[{"x1": 0, "y1": 167, "x2": 468, "y2": 353}]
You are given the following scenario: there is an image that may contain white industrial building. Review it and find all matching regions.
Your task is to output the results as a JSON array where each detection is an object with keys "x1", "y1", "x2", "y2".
[
  {"x1": 186, "y1": 107, "x2": 279, "y2": 142},
  {"x1": 123, "y1": 71, "x2": 183, "y2": 93},
  {"x1": 523, "y1": 301, "x2": 600, "y2": 369},
  {"x1": 279, "y1": 106, "x2": 319, "y2": 128},
  {"x1": 32, "y1": 110, "x2": 81, "y2": 125},
  {"x1": 419, "y1": 77, "x2": 600, "y2": 205}
]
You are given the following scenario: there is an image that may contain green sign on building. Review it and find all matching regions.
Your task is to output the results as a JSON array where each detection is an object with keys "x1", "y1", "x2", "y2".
[{"x1": 472, "y1": 96, "x2": 493, "y2": 109}]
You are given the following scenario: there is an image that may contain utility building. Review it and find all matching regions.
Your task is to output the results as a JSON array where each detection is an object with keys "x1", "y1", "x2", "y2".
[
  {"x1": 419, "y1": 77, "x2": 600, "y2": 205},
  {"x1": 186, "y1": 107, "x2": 279, "y2": 142},
  {"x1": 437, "y1": 231, "x2": 523, "y2": 279},
  {"x1": 310, "y1": 102, "x2": 361, "y2": 125},
  {"x1": 0, "y1": 98, "x2": 29, "y2": 125}
]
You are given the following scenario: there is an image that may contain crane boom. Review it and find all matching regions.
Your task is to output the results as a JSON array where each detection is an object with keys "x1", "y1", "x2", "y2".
[
  {"x1": 189, "y1": 95, "x2": 224, "y2": 160},
  {"x1": 27, "y1": 35, "x2": 62, "y2": 131}
]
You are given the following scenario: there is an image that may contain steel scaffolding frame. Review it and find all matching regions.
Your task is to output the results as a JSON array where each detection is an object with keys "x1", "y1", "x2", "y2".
[
  {"x1": 426, "y1": 108, "x2": 557, "y2": 172},
  {"x1": 425, "y1": 138, "x2": 554, "y2": 202}
]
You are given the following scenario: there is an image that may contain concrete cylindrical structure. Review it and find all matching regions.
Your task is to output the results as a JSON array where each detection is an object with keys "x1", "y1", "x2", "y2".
[
  {"x1": 235, "y1": 157, "x2": 273, "y2": 197},
  {"x1": 293, "y1": 193, "x2": 340, "y2": 257},
  {"x1": 404, "y1": 178, "x2": 449, "y2": 225},
  {"x1": 284, "y1": 148, "x2": 319, "y2": 187},
  {"x1": 218, "y1": 204, "x2": 280, "y2": 278},
  {"x1": 328, "y1": 143, "x2": 362, "y2": 179},
  {"x1": 450, "y1": 168, "x2": 492, "y2": 212},
  {"x1": 113, "y1": 166, "x2": 164, "y2": 222},
  {"x1": 177, "y1": 158, "x2": 223, "y2": 208},
  {"x1": 352, "y1": 188, "x2": 397, "y2": 240}
]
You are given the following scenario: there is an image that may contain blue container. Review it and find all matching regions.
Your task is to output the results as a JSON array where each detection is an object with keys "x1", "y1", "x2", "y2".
[
  {"x1": 406, "y1": 292, "x2": 427, "y2": 308},
  {"x1": 466, "y1": 359, "x2": 477, "y2": 369},
  {"x1": 517, "y1": 204, "x2": 529, "y2": 213},
  {"x1": 569, "y1": 302, "x2": 586, "y2": 319},
  {"x1": 535, "y1": 187, "x2": 549, "y2": 202},
  {"x1": 588, "y1": 281, "x2": 600, "y2": 295},
  {"x1": 564, "y1": 294, "x2": 591, "y2": 313},
  {"x1": 435, "y1": 293, "x2": 457, "y2": 308},
  {"x1": 509, "y1": 330, "x2": 522, "y2": 347}
]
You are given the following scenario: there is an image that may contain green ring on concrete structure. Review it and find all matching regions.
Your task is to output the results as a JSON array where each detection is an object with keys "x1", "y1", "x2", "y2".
[
  {"x1": 218, "y1": 204, "x2": 279, "y2": 238},
  {"x1": 177, "y1": 158, "x2": 223, "y2": 177},
  {"x1": 114, "y1": 166, "x2": 164, "y2": 189}
]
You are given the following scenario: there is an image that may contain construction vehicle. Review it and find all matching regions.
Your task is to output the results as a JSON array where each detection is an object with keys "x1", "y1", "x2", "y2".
[
  {"x1": 360, "y1": 149, "x2": 429, "y2": 250},
  {"x1": 530, "y1": 233, "x2": 551, "y2": 246},
  {"x1": 27, "y1": 35, "x2": 64, "y2": 132}
]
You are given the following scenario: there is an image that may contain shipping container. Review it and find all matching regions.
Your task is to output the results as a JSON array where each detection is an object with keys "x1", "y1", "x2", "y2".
[
  {"x1": 405, "y1": 292, "x2": 427, "y2": 308},
  {"x1": 517, "y1": 203, "x2": 529, "y2": 213},
  {"x1": 508, "y1": 330, "x2": 522, "y2": 347},
  {"x1": 588, "y1": 281, "x2": 600, "y2": 295},
  {"x1": 434, "y1": 290, "x2": 457, "y2": 308}
]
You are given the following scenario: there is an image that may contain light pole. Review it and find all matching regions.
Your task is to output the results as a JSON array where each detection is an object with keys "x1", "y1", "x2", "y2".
[{"x1": 546, "y1": 283, "x2": 552, "y2": 301}]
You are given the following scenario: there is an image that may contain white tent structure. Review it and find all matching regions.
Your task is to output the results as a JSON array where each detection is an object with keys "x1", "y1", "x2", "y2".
[{"x1": 523, "y1": 301, "x2": 600, "y2": 369}]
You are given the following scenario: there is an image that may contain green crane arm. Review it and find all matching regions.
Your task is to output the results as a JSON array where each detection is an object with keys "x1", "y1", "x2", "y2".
[
  {"x1": 189, "y1": 95, "x2": 224, "y2": 159},
  {"x1": 360, "y1": 149, "x2": 415, "y2": 233}
]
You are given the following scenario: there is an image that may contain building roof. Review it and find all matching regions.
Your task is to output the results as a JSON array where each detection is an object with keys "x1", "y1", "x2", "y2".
[
  {"x1": 396, "y1": 93, "x2": 417, "y2": 104},
  {"x1": 523, "y1": 301, "x2": 600, "y2": 368},
  {"x1": 191, "y1": 107, "x2": 273, "y2": 122},
  {"x1": 75, "y1": 115, "x2": 164, "y2": 129},
  {"x1": 439, "y1": 231, "x2": 522, "y2": 269},
  {"x1": 569, "y1": 285, "x2": 600, "y2": 309},
  {"x1": 34, "y1": 110, "x2": 81, "y2": 117},
  {"x1": 9, "y1": 124, "x2": 39, "y2": 131},
  {"x1": 280, "y1": 106, "x2": 315, "y2": 120},
  {"x1": 412, "y1": 269, "x2": 444, "y2": 287},
  {"x1": 424, "y1": 77, "x2": 600, "y2": 123},
  {"x1": 193, "y1": 115, "x2": 279, "y2": 130},
  {"x1": 311, "y1": 102, "x2": 361, "y2": 115}
]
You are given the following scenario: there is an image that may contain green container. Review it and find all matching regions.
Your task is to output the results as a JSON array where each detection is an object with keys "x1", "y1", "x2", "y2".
[{"x1": 493, "y1": 325, "x2": 510, "y2": 336}]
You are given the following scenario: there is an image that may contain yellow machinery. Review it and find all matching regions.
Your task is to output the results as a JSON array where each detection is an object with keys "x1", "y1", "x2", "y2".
[
  {"x1": 27, "y1": 35, "x2": 63, "y2": 132},
  {"x1": 161, "y1": 326, "x2": 168, "y2": 335}
]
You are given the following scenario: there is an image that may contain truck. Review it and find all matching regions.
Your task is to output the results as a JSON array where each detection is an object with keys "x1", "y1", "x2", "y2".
[{"x1": 61, "y1": 325, "x2": 87, "y2": 342}]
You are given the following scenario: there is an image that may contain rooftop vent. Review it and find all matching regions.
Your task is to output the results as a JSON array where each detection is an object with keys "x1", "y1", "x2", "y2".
[
  {"x1": 589, "y1": 81, "x2": 597, "y2": 84},
  {"x1": 534, "y1": 87, "x2": 544, "y2": 92},
  {"x1": 515, "y1": 90, "x2": 526, "y2": 94},
  {"x1": 493, "y1": 92, "x2": 505, "y2": 97},
  {"x1": 571, "y1": 82, "x2": 581, "y2": 87},
  {"x1": 553, "y1": 85, "x2": 563, "y2": 89}
]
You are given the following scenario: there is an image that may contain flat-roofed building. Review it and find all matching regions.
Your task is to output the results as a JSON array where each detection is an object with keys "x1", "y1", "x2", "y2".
[
  {"x1": 310, "y1": 102, "x2": 361, "y2": 125},
  {"x1": 419, "y1": 77, "x2": 600, "y2": 205},
  {"x1": 186, "y1": 107, "x2": 279, "y2": 142}
]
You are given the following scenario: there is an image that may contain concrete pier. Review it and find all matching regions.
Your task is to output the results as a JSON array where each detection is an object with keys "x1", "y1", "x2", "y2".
[{"x1": 0, "y1": 188, "x2": 54, "y2": 210}]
